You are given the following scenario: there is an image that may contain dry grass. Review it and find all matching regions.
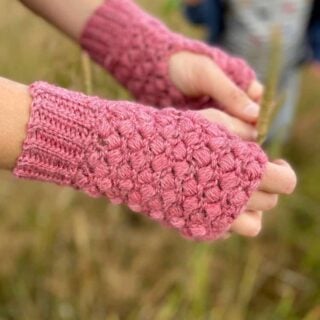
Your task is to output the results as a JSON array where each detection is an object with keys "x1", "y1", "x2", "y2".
[
  {"x1": 0, "y1": 1, "x2": 320, "y2": 319},
  {"x1": 257, "y1": 26, "x2": 283, "y2": 145}
]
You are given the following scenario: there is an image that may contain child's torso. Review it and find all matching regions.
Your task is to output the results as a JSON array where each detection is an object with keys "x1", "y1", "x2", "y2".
[{"x1": 221, "y1": 0, "x2": 313, "y2": 82}]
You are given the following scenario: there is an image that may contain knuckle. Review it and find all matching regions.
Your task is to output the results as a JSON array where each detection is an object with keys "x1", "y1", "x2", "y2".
[
  {"x1": 199, "y1": 109, "x2": 219, "y2": 121},
  {"x1": 217, "y1": 110, "x2": 230, "y2": 122},
  {"x1": 193, "y1": 55, "x2": 214, "y2": 74},
  {"x1": 228, "y1": 87, "x2": 247, "y2": 103},
  {"x1": 209, "y1": 108, "x2": 222, "y2": 117},
  {"x1": 207, "y1": 109, "x2": 230, "y2": 124}
]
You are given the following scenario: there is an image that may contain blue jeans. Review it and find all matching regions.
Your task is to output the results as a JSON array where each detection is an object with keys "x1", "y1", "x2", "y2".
[
  {"x1": 309, "y1": 22, "x2": 320, "y2": 61},
  {"x1": 183, "y1": 0, "x2": 223, "y2": 43}
]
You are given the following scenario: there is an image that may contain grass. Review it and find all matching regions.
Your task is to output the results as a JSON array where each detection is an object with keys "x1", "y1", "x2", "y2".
[
  {"x1": 0, "y1": 1, "x2": 320, "y2": 319},
  {"x1": 257, "y1": 26, "x2": 283, "y2": 145}
]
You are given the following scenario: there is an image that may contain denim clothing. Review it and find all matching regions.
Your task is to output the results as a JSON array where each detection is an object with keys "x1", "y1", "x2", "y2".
[
  {"x1": 184, "y1": 0, "x2": 224, "y2": 43},
  {"x1": 184, "y1": 0, "x2": 318, "y2": 143}
]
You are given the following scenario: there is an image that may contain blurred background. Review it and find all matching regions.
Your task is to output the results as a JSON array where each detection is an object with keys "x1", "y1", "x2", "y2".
[{"x1": 0, "y1": 0, "x2": 320, "y2": 319}]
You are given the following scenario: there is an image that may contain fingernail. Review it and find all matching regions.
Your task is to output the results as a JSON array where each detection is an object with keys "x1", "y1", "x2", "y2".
[{"x1": 244, "y1": 102, "x2": 260, "y2": 118}]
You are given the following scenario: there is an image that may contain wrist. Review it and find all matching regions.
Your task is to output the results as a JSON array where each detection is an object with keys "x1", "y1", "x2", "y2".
[
  {"x1": 13, "y1": 81, "x2": 267, "y2": 240},
  {"x1": 13, "y1": 82, "x2": 99, "y2": 185},
  {"x1": 20, "y1": 0, "x2": 103, "y2": 41},
  {"x1": 0, "y1": 78, "x2": 31, "y2": 170}
]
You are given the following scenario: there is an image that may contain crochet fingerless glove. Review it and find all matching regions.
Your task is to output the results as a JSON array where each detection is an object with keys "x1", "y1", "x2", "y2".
[
  {"x1": 80, "y1": 0, "x2": 256, "y2": 110},
  {"x1": 13, "y1": 82, "x2": 267, "y2": 241}
]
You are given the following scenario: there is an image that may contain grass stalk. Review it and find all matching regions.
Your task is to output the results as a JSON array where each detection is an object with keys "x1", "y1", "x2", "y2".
[
  {"x1": 257, "y1": 26, "x2": 283, "y2": 145},
  {"x1": 81, "y1": 52, "x2": 93, "y2": 95}
]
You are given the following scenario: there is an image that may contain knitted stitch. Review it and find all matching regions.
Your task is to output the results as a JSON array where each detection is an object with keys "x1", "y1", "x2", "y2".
[
  {"x1": 14, "y1": 82, "x2": 267, "y2": 241},
  {"x1": 80, "y1": 0, "x2": 256, "y2": 110}
]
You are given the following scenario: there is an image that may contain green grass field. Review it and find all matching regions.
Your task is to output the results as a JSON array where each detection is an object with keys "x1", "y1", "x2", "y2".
[{"x1": 0, "y1": 1, "x2": 320, "y2": 319}]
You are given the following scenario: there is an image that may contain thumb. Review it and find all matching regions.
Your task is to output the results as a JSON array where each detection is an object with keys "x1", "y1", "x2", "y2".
[
  {"x1": 170, "y1": 52, "x2": 261, "y2": 123},
  {"x1": 198, "y1": 108, "x2": 258, "y2": 141},
  {"x1": 194, "y1": 55, "x2": 261, "y2": 123}
]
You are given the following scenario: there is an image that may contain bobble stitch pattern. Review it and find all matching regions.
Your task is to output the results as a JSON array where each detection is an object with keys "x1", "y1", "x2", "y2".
[
  {"x1": 81, "y1": 0, "x2": 256, "y2": 110},
  {"x1": 14, "y1": 82, "x2": 267, "y2": 241}
]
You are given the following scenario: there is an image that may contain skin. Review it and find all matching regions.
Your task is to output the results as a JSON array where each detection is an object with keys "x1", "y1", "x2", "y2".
[
  {"x1": 0, "y1": 77, "x2": 296, "y2": 238},
  {"x1": 20, "y1": 0, "x2": 263, "y2": 122},
  {"x1": 11, "y1": 0, "x2": 297, "y2": 238},
  {"x1": 0, "y1": 78, "x2": 31, "y2": 170}
]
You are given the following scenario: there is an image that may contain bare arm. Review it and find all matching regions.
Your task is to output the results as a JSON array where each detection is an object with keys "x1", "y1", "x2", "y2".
[
  {"x1": 0, "y1": 78, "x2": 30, "y2": 170},
  {"x1": 19, "y1": 0, "x2": 102, "y2": 40},
  {"x1": 0, "y1": 76, "x2": 296, "y2": 238},
  {"x1": 19, "y1": 0, "x2": 265, "y2": 124}
]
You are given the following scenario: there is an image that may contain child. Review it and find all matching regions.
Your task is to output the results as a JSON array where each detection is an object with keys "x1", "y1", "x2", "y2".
[
  {"x1": 184, "y1": 0, "x2": 319, "y2": 143},
  {"x1": 0, "y1": 0, "x2": 296, "y2": 241}
]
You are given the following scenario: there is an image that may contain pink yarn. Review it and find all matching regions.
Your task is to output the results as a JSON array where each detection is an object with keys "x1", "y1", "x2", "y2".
[
  {"x1": 80, "y1": 0, "x2": 256, "y2": 110},
  {"x1": 13, "y1": 82, "x2": 267, "y2": 241}
]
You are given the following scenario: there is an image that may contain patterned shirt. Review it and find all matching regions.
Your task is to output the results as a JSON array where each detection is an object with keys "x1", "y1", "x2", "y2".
[{"x1": 221, "y1": 0, "x2": 313, "y2": 84}]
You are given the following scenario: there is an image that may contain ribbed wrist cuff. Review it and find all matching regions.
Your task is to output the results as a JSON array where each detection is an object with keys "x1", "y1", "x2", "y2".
[
  {"x1": 12, "y1": 81, "x2": 267, "y2": 241},
  {"x1": 13, "y1": 81, "x2": 98, "y2": 186}
]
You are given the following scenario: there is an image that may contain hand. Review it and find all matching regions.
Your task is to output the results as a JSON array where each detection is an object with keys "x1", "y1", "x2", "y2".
[
  {"x1": 170, "y1": 51, "x2": 264, "y2": 123},
  {"x1": 199, "y1": 109, "x2": 297, "y2": 239},
  {"x1": 79, "y1": 0, "x2": 263, "y2": 119},
  {"x1": 230, "y1": 160, "x2": 296, "y2": 237}
]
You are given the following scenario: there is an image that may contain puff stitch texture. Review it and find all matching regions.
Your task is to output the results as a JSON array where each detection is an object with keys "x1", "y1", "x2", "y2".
[
  {"x1": 80, "y1": 0, "x2": 256, "y2": 110},
  {"x1": 13, "y1": 82, "x2": 267, "y2": 241}
]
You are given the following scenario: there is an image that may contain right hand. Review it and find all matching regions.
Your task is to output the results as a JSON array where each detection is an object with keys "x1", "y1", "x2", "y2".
[{"x1": 199, "y1": 108, "x2": 297, "y2": 238}]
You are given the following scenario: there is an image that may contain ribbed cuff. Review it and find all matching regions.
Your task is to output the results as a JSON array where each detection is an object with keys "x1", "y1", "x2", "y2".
[
  {"x1": 12, "y1": 81, "x2": 268, "y2": 241},
  {"x1": 13, "y1": 81, "x2": 98, "y2": 186}
]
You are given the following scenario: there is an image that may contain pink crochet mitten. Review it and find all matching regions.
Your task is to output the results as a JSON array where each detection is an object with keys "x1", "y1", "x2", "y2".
[
  {"x1": 14, "y1": 82, "x2": 267, "y2": 241},
  {"x1": 80, "y1": 0, "x2": 256, "y2": 110}
]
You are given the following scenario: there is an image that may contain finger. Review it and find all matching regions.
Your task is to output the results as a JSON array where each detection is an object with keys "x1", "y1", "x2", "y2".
[
  {"x1": 247, "y1": 80, "x2": 264, "y2": 103},
  {"x1": 225, "y1": 114, "x2": 258, "y2": 140},
  {"x1": 259, "y1": 161, "x2": 297, "y2": 194},
  {"x1": 199, "y1": 109, "x2": 258, "y2": 140},
  {"x1": 193, "y1": 57, "x2": 260, "y2": 123},
  {"x1": 230, "y1": 211, "x2": 263, "y2": 237},
  {"x1": 246, "y1": 192, "x2": 279, "y2": 212},
  {"x1": 273, "y1": 159, "x2": 291, "y2": 167}
]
